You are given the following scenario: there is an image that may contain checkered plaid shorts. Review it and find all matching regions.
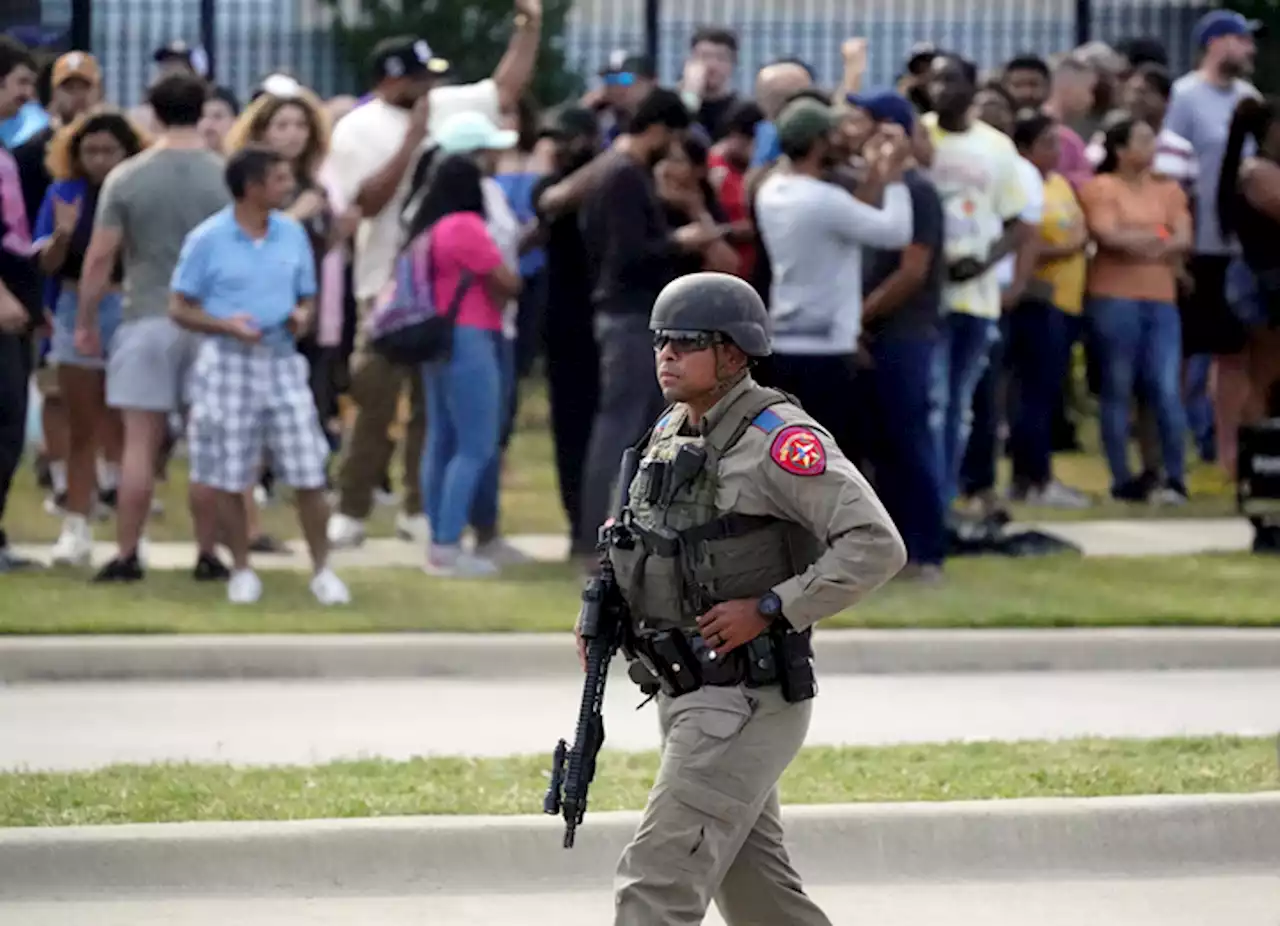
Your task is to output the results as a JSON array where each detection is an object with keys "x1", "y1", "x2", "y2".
[{"x1": 187, "y1": 337, "x2": 329, "y2": 492}]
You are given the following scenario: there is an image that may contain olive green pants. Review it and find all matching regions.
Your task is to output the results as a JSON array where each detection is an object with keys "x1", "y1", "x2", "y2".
[
  {"x1": 335, "y1": 301, "x2": 424, "y2": 520},
  {"x1": 614, "y1": 684, "x2": 831, "y2": 926}
]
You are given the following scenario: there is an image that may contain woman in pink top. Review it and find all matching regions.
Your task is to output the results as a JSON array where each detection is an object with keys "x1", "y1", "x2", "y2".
[{"x1": 404, "y1": 155, "x2": 522, "y2": 576}]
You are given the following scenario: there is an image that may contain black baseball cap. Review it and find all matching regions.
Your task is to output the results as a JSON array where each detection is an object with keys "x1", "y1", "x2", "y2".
[
  {"x1": 369, "y1": 35, "x2": 450, "y2": 82},
  {"x1": 153, "y1": 40, "x2": 208, "y2": 77},
  {"x1": 600, "y1": 49, "x2": 656, "y2": 79},
  {"x1": 540, "y1": 105, "x2": 599, "y2": 139}
]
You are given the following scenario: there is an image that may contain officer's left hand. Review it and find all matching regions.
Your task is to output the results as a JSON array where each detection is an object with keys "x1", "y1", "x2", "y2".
[{"x1": 697, "y1": 600, "x2": 771, "y2": 658}]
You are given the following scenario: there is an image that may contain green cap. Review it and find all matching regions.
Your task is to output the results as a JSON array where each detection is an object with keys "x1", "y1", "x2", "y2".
[{"x1": 775, "y1": 98, "x2": 837, "y2": 149}]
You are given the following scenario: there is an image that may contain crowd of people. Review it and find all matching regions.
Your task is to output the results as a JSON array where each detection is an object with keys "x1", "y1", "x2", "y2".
[{"x1": 1, "y1": 4, "x2": 1278, "y2": 598}]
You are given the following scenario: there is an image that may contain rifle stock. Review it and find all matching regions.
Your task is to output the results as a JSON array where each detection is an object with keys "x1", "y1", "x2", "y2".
[{"x1": 544, "y1": 447, "x2": 640, "y2": 848}]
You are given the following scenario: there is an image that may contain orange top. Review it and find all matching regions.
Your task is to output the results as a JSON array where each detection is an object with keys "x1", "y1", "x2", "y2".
[{"x1": 1077, "y1": 173, "x2": 1190, "y2": 304}]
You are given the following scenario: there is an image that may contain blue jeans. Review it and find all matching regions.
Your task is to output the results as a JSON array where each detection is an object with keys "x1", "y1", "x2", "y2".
[
  {"x1": 1088, "y1": 298, "x2": 1187, "y2": 488},
  {"x1": 1009, "y1": 299, "x2": 1070, "y2": 487},
  {"x1": 470, "y1": 335, "x2": 516, "y2": 535},
  {"x1": 932, "y1": 312, "x2": 1000, "y2": 505},
  {"x1": 420, "y1": 326, "x2": 503, "y2": 546},
  {"x1": 1184, "y1": 353, "x2": 1215, "y2": 462},
  {"x1": 866, "y1": 334, "x2": 947, "y2": 566}
]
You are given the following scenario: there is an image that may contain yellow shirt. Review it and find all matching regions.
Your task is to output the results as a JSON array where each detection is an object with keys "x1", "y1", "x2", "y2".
[
  {"x1": 924, "y1": 113, "x2": 1028, "y2": 319},
  {"x1": 1034, "y1": 172, "x2": 1087, "y2": 314}
]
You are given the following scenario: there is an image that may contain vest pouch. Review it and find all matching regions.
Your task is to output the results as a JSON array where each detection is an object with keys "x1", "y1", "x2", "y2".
[
  {"x1": 694, "y1": 524, "x2": 799, "y2": 604},
  {"x1": 637, "y1": 551, "x2": 689, "y2": 628}
]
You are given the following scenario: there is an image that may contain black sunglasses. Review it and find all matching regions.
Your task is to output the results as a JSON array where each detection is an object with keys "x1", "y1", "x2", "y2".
[{"x1": 652, "y1": 330, "x2": 725, "y2": 354}]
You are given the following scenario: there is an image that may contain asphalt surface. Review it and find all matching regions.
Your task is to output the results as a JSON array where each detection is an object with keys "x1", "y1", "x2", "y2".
[
  {"x1": 4, "y1": 669, "x2": 1280, "y2": 770},
  {"x1": 3, "y1": 876, "x2": 1278, "y2": 925}
]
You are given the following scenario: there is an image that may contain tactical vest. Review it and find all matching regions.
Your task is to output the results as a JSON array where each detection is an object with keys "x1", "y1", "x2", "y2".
[{"x1": 609, "y1": 384, "x2": 821, "y2": 633}]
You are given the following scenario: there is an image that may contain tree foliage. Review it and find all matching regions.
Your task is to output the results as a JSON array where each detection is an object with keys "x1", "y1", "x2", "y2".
[{"x1": 319, "y1": 0, "x2": 582, "y2": 104}]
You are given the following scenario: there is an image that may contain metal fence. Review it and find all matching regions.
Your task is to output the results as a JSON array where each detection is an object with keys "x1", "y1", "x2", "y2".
[{"x1": 17, "y1": 0, "x2": 1213, "y2": 107}]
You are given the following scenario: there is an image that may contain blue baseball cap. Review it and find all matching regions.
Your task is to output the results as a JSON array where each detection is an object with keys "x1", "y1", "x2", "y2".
[
  {"x1": 846, "y1": 91, "x2": 916, "y2": 134},
  {"x1": 1193, "y1": 10, "x2": 1263, "y2": 48}
]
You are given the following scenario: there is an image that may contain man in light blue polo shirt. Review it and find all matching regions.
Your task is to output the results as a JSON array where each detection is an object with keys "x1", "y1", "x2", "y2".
[{"x1": 170, "y1": 146, "x2": 350, "y2": 607}]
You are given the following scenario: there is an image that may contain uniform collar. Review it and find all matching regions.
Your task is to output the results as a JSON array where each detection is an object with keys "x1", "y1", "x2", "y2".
[{"x1": 696, "y1": 374, "x2": 756, "y2": 437}]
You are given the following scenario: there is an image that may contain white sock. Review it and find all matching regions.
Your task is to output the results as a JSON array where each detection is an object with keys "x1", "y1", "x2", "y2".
[
  {"x1": 50, "y1": 461, "x2": 67, "y2": 495},
  {"x1": 64, "y1": 513, "x2": 87, "y2": 533},
  {"x1": 96, "y1": 458, "x2": 119, "y2": 492}
]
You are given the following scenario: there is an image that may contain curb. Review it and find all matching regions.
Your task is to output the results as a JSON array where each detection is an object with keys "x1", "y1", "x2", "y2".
[
  {"x1": 4, "y1": 628, "x2": 1280, "y2": 682},
  {"x1": 2, "y1": 793, "x2": 1278, "y2": 898}
]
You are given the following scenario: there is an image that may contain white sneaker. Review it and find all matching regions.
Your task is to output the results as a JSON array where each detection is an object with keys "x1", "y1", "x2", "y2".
[
  {"x1": 228, "y1": 569, "x2": 263, "y2": 605},
  {"x1": 310, "y1": 568, "x2": 351, "y2": 605},
  {"x1": 473, "y1": 538, "x2": 530, "y2": 566},
  {"x1": 1025, "y1": 482, "x2": 1092, "y2": 510},
  {"x1": 51, "y1": 516, "x2": 93, "y2": 567},
  {"x1": 396, "y1": 512, "x2": 430, "y2": 544},
  {"x1": 326, "y1": 513, "x2": 366, "y2": 549},
  {"x1": 425, "y1": 544, "x2": 500, "y2": 578}
]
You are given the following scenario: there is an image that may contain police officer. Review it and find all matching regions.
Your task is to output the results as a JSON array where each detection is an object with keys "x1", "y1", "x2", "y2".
[{"x1": 598, "y1": 271, "x2": 907, "y2": 925}]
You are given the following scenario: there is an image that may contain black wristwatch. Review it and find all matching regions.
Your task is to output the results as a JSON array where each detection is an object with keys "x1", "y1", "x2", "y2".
[{"x1": 757, "y1": 591, "x2": 784, "y2": 622}]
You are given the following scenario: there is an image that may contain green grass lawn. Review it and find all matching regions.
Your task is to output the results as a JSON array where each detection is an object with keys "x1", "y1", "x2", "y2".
[
  {"x1": 2, "y1": 552, "x2": 1277, "y2": 634},
  {"x1": 1, "y1": 736, "x2": 1272, "y2": 827}
]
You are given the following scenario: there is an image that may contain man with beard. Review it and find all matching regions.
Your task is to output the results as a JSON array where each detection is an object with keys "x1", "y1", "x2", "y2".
[
  {"x1": 530, "y1": 107, "x2": 601, "y2": 554},
  {"x1": 323, "y1": 1, "x2": 541, "y2": 551},
  {"x1": 1166, "y1": 10, "x2": 1263, "y2": 475},
  {"x1": 754, "y1": 97, "x2": 912, "y2": 463}
]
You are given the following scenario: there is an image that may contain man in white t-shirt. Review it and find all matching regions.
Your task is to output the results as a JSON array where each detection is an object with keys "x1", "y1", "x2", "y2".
[
  {"x1": 324, "y1": 1, "x2": 542, "y2": 549},
  {"x1": 923, "y1": 55, "x2": 1030, "y2": 510}
]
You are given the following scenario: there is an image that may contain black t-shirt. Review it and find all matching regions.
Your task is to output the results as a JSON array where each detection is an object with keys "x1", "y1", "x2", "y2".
[
  {"x1": 862, "y1": 169, "x2": 946, "y2": 339},
  {"x1": 579, "y1": 153, "x2": 678, "y2": 315},
  {"x1": 697, "y1": 93, "x2": 738, "y2": 142},
  {"x1": 662, "y1": 194, "x2": 728, "y2": 279},
  {"x1": 532, "y1": 170, "x2": 593, "y2": 322},
  {"x1": 13, "y1": 125, "x2": 53, "y2": 231}
]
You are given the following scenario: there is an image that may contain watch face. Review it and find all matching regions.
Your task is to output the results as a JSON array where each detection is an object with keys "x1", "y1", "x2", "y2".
[{"x1": 759, "y1": 593, "x2": 781, "y2": 617}]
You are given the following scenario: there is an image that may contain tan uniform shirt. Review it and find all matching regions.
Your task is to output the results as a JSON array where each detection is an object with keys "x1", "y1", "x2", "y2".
[{"x1": 685, "y1": 376, "x2": 907, "y2": 630}]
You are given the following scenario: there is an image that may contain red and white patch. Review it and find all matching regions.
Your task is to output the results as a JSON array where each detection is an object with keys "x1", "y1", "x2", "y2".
[{"x1": 769, "y1": 426, "x2": 826, "y2": 476}]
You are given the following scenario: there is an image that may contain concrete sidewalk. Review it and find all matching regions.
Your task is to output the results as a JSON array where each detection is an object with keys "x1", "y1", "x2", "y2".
[
  {"x1": 7, "y1": 876, "x2": 1279, "y2": 926},
  {"x1": 3, "y1": 794, "x2": 1278, "y2": 898},
  {"x1": 6, "y1": 628, "x2": 1280, "y2": 682},
  {"x1": 6, "y1": 670, "x2": 1279, "y2": 770},
  {"x1": 8, "y1": 518, "x2": 1258, "y2": 569}
]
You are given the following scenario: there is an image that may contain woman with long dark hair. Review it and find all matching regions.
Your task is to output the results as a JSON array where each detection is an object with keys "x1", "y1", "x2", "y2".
[
  {"x1": 404, "y1": 153, "x2": 522, "y2": 577},
  {"x1": 38, "y1": 110, "x2": 148, "y2": 565},
  {"x1": 656, "y1": 132, "x2": 740, "y2": 275},
  {"x1": 1215, "y1": 96, "x2": 1280, "y2": 480},
  {"x1": 1078, "y1": 116, "x2": 1192, "y2": 504}
]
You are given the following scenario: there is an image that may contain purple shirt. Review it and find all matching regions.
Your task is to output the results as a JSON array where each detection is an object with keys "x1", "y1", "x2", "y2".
[{"x1": 1055, "y1": 125, "x2": 1093, "y2": 192}]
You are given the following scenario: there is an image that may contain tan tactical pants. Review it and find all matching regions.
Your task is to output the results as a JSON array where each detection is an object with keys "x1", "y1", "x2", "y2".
[
  {"x1": 335, "y1": 299, "x2": 425, "y2": 519},
  {"x1": 614, "y1": 684, "x2": 831, "y2": 926}
]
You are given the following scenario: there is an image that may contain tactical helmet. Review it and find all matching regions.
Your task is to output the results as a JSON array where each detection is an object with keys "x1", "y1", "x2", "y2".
[{"x1": 649, "y1": 272, "x2": 772, "y2": 357}]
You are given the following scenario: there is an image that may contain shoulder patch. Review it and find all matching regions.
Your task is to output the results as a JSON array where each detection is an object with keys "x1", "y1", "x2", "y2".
[
  {"x1": 751, "y1": 407, "x2": 785, "y2": 434},
  {"x1": 769, "y1": 426, "x2": 827, "y2": 477}
]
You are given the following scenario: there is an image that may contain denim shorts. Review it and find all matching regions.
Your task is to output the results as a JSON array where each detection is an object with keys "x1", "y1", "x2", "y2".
[{"x1": 49, "y1": 288, "x2": 124, "y2": 371}]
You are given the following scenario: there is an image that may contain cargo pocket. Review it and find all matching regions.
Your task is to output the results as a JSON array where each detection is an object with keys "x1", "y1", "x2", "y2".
[{"x1": 661, "y1": 687, "x2": 756, "y2": 827}]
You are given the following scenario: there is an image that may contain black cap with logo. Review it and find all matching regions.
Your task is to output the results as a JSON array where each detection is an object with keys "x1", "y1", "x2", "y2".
[
  {"x1": 368, "y1": 36, "x2": 451, "y2": 82},
  {"x1": 599, "y1": 48, "x2": 656, "y2": 79}
]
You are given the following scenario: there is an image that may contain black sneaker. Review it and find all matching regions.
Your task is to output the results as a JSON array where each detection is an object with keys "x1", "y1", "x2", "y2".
[
  {"x1": 1111, "y1": 478, "x2": 1150, "y2": 503},
  {"x1": 1252, "y1": 520, "x2": 1280, "y2": 555},
  {"x1": 193, "y1": 553, "x2": 231, "y2": 582},
  {"x1": 98, "y1": 487, "x2": 118, "y2": 510},
  {"x1": 93, "y1": 555, "x2": 144, "y2": 583}
]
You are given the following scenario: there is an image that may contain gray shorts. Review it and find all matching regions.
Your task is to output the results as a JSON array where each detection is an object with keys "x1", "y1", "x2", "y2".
[{"x1": 106, "y1": 316, "x2": 201, "y2": 413}]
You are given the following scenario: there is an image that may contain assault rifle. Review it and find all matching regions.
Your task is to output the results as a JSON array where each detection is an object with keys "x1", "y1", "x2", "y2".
[{"x1": 543, "y1": 447, "x2": 640, "y2": 848}]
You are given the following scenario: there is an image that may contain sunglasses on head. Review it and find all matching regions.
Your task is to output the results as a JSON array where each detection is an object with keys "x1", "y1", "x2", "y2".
[
  {"x1": 604, "y1": 72, "x2": 637, "y2": 87},
  {"x1": 652, "y1": 330, "x2": 725, "y2": 354}
]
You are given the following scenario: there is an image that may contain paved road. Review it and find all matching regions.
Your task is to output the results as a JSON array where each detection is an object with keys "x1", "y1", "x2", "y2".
[
  {"x1": 4, "y1": 670, "x2": 1280, "y2": 770},
  {"x1": 4, "y1": 876, "x2": 1279, "y2": 925}
]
